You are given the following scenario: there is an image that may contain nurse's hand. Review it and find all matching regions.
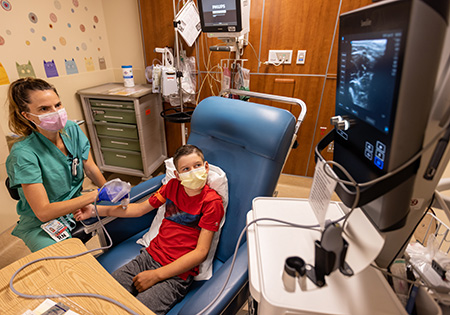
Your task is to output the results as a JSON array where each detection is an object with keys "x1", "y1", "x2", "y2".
[{"x1": 74, "y1": 204, "x2": 95, "y2": 221}]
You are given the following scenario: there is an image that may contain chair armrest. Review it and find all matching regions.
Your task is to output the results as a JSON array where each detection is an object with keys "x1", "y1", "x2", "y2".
[
  {"x1": 129, "y1": 174, "x2": 165, "y2": 203},
  {"x1": 179, "y1": 242, "x2": 248, "y2": 315}
]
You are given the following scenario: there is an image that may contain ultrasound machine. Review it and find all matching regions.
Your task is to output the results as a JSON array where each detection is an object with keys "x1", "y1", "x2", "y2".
[{"x1": 247, "y1": 0, "x2": 450, "y2": 313}]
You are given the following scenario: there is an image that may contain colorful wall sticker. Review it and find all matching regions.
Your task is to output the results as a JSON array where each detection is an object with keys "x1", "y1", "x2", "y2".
[
  {"x1": 0, "y1": 62, "x2": 10, "y2": 85},
  {"x1": 65, "y1": 58, "x2": 78, "y2": 75},
  {"x1": 43, "y1": 59, "x2": 59, "y2": 77},
  {"x1": 16, "y1": 61, "x2": 36, "y2": 78}
]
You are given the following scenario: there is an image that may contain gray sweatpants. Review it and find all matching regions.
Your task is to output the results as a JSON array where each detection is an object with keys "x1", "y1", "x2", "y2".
[{"x1": 112, "y1": 249, "x2": 193, "y2": 315}]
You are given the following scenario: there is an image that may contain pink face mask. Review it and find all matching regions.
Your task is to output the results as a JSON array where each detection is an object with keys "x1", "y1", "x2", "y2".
[{"x1": 28, "y1": 108, "x2": 68, "y2": 131}]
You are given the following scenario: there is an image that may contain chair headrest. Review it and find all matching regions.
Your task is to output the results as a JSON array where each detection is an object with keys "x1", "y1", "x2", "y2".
[{"x1": 191, "y1": 97, "x2": 296, "y2": 163}]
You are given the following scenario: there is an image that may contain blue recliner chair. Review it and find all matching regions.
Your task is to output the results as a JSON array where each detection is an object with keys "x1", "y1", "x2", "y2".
[{"x1": 94, "y1": 93, "x2": 304, "y2": 314}]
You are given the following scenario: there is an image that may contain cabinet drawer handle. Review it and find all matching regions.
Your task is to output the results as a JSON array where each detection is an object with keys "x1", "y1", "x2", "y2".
[
  {"x1": 116, "y1": 154, "x2": 127, "y2": 159},
  {"x1": 111, "y1": 141, "x2": 129, "y2": 145},
  {"x1": 107, "y1": 128, "x2": 124, "y2": 132},
  {"x1": 100, "y1": 103, "x2": 123, "y2": 108},
  {"x1": 104, "y1": 115, "x2": 124, "y2": 120}
]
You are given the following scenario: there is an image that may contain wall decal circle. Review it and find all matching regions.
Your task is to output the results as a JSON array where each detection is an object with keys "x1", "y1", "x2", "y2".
[
  {"x1": 80, "y1": 24, "x2": 85, "y2": 32},
  {"x1": 28, "y1": 12, "x2": 38, "y2": 23},
  {"x1": 1, "y1": 0, "x2": 11, "y2": 11},
  {"x1": 50, "y1": 13, "x2": 57, "y2": 23},
  {"x1": 0, "y1": 36, "x2": 5, "y2": 45},
  {"x1": 54, "y1": 0, "x2": 61, "y2": 10}
]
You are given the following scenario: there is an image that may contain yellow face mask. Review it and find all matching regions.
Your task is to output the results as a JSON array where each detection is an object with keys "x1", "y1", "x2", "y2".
[{"x1": 178, "y1": 166, "x2": 208, "y2": 190}]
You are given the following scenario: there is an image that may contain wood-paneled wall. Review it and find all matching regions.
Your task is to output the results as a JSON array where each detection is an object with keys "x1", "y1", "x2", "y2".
[{"x1": 139, "y1": 0, "x2": 372, "y2": 177}]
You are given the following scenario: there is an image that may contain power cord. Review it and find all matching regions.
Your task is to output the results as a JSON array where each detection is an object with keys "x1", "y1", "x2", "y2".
[{"x1": 264, "y1": 56, "x2": 286, "y2": 66}]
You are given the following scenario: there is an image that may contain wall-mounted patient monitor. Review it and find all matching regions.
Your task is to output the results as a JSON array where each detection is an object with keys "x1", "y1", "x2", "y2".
[
  {"x1": 197, "y1": 0, "x2": 250, "y2": 38},
  {"x1": 322, "y1": 0, "x2": 449, "y2": 267}
]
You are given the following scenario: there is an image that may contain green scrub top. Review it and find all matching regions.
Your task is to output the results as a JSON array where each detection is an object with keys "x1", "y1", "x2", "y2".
[{"x1": 6, "y1": 120, "x2": 90, "y2": 246}]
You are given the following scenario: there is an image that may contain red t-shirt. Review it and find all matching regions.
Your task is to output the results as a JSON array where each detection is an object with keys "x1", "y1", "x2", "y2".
[{"x1": 147, "y1": 178, "x2": 224, "y2": 279}]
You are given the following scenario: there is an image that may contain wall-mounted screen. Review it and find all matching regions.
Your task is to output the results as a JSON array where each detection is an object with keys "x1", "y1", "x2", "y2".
[{"x1": 197, "y1": 0, "x2": 242, "y2": 33}]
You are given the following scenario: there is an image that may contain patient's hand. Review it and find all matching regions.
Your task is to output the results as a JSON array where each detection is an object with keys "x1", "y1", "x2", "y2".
[
  {"x1": 74, "y1": 204, "x2": 95, "y2": 221},
  {"x1": 133, "y1": 270, "x2": 161, "y2": 292}
]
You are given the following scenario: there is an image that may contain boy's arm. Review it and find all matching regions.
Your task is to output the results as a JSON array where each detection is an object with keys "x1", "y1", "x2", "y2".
[
  {"x1": 101, "y1": 201, "x2": 155, "y2": 217},
  {"x1": 132, "y1": 228, "x2": 215, "y2": 292},
  {"x1": 74, "y1": 200, "x2": 156, "y2": 220}
]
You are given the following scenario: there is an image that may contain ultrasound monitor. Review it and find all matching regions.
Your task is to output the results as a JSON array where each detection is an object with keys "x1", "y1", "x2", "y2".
[
  {"x1": 197, "y1": 0, "x2": 250, "y2": 38},
  {"x1": 326, "y1": 0, "x2": 449, "y2": 266}
]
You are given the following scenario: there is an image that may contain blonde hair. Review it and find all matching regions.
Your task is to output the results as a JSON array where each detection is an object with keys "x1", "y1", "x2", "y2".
[{"x1": 8, "y1": 77, "x2": 59, "y2": 138}]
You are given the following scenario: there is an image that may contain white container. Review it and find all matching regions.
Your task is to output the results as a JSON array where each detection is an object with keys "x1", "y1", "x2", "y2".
[{"x1": 121, "y1": 65, "x2": 134, "y2": 87}]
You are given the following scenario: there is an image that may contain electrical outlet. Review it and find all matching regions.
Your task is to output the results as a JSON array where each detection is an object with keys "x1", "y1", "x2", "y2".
[
  {"x1": 268, "y1": 50, "x2": 292, "y2": 64},
  {"x1": 296, "y1": 50, "x2": 307, "y2": 64}
]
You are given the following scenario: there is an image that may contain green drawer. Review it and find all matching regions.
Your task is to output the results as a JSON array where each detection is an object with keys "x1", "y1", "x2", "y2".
[
  {"x1": 89, "y1": 99, "x2": 134, "y2": 110},
  {"x1": 99, "y1": 135, "x2": 140, "y2": 151},
  {"x1": 94, "y1": 122, "x2": 138, "y2": 139},
  {"x1": 101, "y1": 148, "x2": 143, "y2": 170},
  {"x1": 92, "y1": 107, "x2": 136, "y2": 124}
]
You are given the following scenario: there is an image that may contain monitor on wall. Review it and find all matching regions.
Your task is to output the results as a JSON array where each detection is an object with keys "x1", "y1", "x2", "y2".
[{"x1": 197, "y1": 0, "x2": 250, "y2": 38}]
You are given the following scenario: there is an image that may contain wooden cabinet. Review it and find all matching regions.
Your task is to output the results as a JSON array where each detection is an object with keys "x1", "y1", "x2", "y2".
[{"x1": 77, "y1": 83, "x2": 167, "y2": 179}]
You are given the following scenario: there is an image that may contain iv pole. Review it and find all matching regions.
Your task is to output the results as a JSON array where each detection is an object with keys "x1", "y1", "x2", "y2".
[{"x1": 173, "y1": 0, "x2": 186, "y2": 145}]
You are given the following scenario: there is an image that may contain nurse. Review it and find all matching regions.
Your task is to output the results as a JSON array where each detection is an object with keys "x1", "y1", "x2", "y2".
[{"x1": 6, "y1": 77, "x2": 106, "y2": 252}]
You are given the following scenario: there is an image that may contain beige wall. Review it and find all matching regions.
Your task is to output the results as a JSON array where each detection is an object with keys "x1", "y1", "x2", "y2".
[
  {"x1": 102, "y1": 0, "x2": 146, "y2": 84},
  {"x1": 0, "y1": 0, "x2": 145, "y2": 233}
]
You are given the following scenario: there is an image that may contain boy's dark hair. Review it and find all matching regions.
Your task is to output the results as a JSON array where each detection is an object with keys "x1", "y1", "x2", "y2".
[{"x1": 173, "y1": 144, "x2": 205, "y2": 170}]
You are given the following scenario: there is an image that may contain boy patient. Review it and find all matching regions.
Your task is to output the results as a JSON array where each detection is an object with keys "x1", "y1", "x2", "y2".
[{"x1": 75, "y1": 144, "x2": 225, "y2": 314}]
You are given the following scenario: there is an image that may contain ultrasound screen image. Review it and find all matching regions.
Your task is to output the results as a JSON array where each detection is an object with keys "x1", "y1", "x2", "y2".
[
  {"x1": 337, "y1": 30, "x2": 402, "y2": 134},
  {"x1": 349, "y1": 39, "x2": 387, "y2": 110}
]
